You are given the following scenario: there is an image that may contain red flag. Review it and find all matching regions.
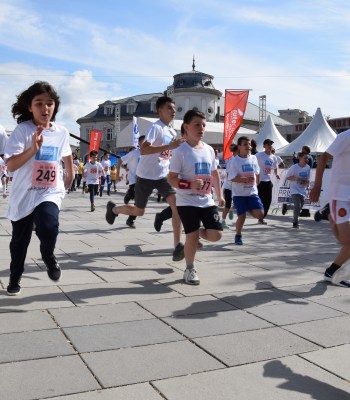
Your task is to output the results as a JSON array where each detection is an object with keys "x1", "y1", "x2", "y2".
[
  {"x1": 223, "y1": 90, "x2": 249, "y2": 160},
  {"x1": 89, "y1": 130, "x2": 102, "y2": 153}
]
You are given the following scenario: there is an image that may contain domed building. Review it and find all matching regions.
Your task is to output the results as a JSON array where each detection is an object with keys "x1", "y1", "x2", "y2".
[{"x1": 76, "y1": 61, "x2": 289, "y2": 157}]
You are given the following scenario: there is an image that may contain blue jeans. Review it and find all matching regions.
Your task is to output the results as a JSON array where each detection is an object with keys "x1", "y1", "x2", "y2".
[
  {"x1": 9, "y1": 201, "x2": 59, "y2": 280},
  {"x1": 100, "y1": 175, "x2": 111, "y2": 195}
]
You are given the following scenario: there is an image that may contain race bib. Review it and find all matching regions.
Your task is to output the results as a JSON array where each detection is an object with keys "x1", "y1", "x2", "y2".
[
  {"x1": 159, "y1": 149, "x2": 172, "y2": 160},
  {"x1": 32, "y1": 161, "x2": 58, "y2": 188},
  {"x1": 192, "y1": 175, "x2": 213, "y2": 195}
]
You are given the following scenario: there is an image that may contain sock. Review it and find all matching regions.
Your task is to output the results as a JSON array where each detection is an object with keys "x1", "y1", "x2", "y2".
[
  {"x1": 186, "y1": 264, "x2": 194, "y2": 270},
  {"x1": 325, "y1": 263, "x2": 340, "y2": 276}
]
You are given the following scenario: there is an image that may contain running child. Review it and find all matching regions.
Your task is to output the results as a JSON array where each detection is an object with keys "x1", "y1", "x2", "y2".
[
  {"x1": 83, "y1": 150, "x2": 105, "y2": 211},
  {"x1": 168, "y1": 110, "x2": 225, "y2": 285},
  {"x1": 4, "y1": 81, "x2": 74, "y2": 295}
]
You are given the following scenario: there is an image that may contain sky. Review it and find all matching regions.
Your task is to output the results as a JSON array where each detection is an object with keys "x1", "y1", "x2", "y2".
[{"x1": 1, "y1": 0, "x2": 350, "y2": 142}]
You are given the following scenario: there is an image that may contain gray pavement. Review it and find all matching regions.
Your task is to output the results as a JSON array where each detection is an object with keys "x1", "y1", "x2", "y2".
[{"x1": 1, "y1": 187, "x2": 350, "y2": 399}]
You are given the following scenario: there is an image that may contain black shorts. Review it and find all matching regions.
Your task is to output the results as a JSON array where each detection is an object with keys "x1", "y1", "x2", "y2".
[
  {"x1": 177, "y1": 205, "x2": 223, "y2": 234},
  {"x1": 223, "y1": 188, "x2": 232, "y2": 209},
  {"x1": 135, "y1": 176, "x2": 176, "y2": 209}
]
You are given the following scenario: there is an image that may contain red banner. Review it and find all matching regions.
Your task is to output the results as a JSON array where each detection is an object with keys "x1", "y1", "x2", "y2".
[
  {"x1": 223, "y1": 90, "x2": 249, "y2": 160},
  {"x1": 89, "y1": 130, "x2": 102, "y2": 153}
]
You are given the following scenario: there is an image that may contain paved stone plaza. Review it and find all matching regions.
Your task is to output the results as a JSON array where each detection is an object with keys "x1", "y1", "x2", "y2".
[{"x1": 0, "y1": 187, "x2": 350, "y2": 399}]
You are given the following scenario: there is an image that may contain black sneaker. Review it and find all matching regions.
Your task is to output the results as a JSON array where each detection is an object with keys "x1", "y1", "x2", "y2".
[
  {"x1": 7, "y1": 278, "x2": 21, "y2": 296},
  {"x1": 293, "y1": 222, "x2": 299, "y2": 229},
  {"x1": 314, "y1": 203, "x2": 330, "y2": 222},
  {"x1": 172, "y1": 242, "x2": 185, "y2": 261},
  {"x1": 106, "y1": 201, "x2": 117, "y2": 225},
  {"x1": 126, "y1": 219, "x2": 136, "y2": 228},
  {"x1": 282, "y1": 203, "x2": 288, "y2": 215},
  {"x1": 324, "y1": 272, "x2": 350, "y2": 288},
  {"x1": 43, "y1": 256, "x2": 62, "y2": 282},
  {"x1": 300, "y1": 209, "x2": 310, "y2": 217},
  {"x1": 154, "y1": 213, "x2": 163, "y2": 232},
  {"x1": 235, "y1": 234, "x2": 243, "y2": 245}
]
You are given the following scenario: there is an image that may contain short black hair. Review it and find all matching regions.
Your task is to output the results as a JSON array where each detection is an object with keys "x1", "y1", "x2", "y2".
[
  {"x1": 156, "y1": 96, "x2": 174, "y2": 111},
  {"x1": 12, "y1": 81, "x2": 60, "y2": 124},
  {"x1": 89, "y1": 150, "x2": 98, "y2": 157},
  {"x1": 183, "y1": 109, "x2": 206, "y2": 124},
  {"x1": 237, "y1": 136, "x2": 250, "y2": 145}
]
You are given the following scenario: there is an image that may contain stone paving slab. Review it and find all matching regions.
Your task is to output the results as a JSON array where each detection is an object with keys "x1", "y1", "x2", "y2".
[
  {"x1": 215, "y1": 287, "x2": 306, "y2": 309},
  {"x1": 81, "y1": 340, "x2": 224, "y2": 387},
  {"x1": 153, "y1": 355, "x2": 350, "y2": 400},
  {"x1": 49, "y1": 302, "x2": 153, "y2": 327},
  {"x1": 310, "y1": 293, "x2": 350, "y2": 313},
  {"x1": 60, "y1": 281, "x2": 181, "y2": 306},
  {"x1": 63, "y1": 318, "x2": 184, "y2": 352},
  {"x1": 139, "y1": 294, "x2": 236, "y2": 317},
  {"x1": 0, "y1": 329, "x2": 75, "y2": 363},
  {"x1": 0, "y1": 355, "x2": 100, "y2": 400},
  {"x1": 284, "y1": 315, "x2": 350, "y2": 347},
  {"x1": 44, "y1": 384, "x2": 164, "y2": 399},
  {"x1": 0, "y1": 286, "x2": 74, "y2": 312},
  {"x1": 194, "y1": 326, "x2": 320, "y2": 366},
  {"x1": 162, "y1": 309, "x2": 272, "y2": 338},
  {"x1": 301, "y1": 344, "x2": 350, "y2": 381},
  {"x1": 0, "y1": 309, "x2": 56, "y2": 334},
  {"x1": 247, "y1": 298, "x2": 345, "y2": 325}
]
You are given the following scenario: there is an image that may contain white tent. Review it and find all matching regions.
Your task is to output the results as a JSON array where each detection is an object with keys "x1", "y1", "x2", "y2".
[
  {"x1": 255, "y1": 115, "x2": 289, "y2": 151},
  {"x1": 277, "y1": 107, "x2": 337, "y2": 156}
]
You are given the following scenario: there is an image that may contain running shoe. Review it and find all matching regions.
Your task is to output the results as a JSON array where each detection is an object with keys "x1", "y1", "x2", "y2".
[
  {"x1": 235, "y1": 234, "x2": 243, "y2": 245},
  {"x1": 324, "y1": 271, "x2": 350, "y2": 288},
  {"x1": 183, "y1": 268, "x2": 200, "y2": 285},
  {"x1": 7, "y1": 278, "x2": 21, "y2": 296},
  {"x1": 282, "y1": 203, "x2": 288, "y2": 215},
  {"x1": 172, "y1": 242, "x2": 185, "y2": 261},
  {"x1": 331, "y1": 263, "x2": 350, "y2": 285},
  {"x1": 228, "y1": 210, "x2": 234, "y2": 220},
  {"x1": 221, "y1": 220, "x2": 229, "y2": 229},
  {"x1": 126, "y1": 219, "x2": 136, "y2": 228},
  {"x1": 314, "y1": 203, "x2": 330, "y2": 222},
  {"x1": 43, "y1": 255, "x2": 62, "y2": 282},
  {"x1": 106, "y1": 201, "x2": 117, "y2": 225},
  {"x1": 154, "y1": 213, "x2": 163, "y2": 232}
]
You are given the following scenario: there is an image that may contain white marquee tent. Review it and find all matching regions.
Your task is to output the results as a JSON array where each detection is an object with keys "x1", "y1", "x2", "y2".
[
  {"x1": 255, "y1": 115, "x2": 289, "y2": 151},
  {"x1": 277, "y1": 107, "x2": 337, "y2": 156}
]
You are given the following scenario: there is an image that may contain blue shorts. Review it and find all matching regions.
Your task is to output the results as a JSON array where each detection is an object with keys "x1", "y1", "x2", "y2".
[{"x1": 233, "y1": 195, "x2": 264, "y2": 216}]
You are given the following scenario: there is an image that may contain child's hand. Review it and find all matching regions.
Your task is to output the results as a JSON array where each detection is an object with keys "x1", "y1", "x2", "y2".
[
  {"x1": 191, "y1": 178, "x2": 203, "y2": 189},
  {"x1": 32, "y1": 126, "x2": 44, "y2": 153}
]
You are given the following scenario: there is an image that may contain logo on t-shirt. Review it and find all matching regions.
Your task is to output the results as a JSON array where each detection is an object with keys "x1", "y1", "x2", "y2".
[
  {"x1": 195, "y1": 162, "x2": 210, "y2": 175},
  {"x1": 242, "y1": 164, "x2": 254, "y2": 173}
]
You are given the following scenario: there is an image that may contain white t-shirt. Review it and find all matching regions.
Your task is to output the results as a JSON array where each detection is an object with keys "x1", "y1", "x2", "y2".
[
  {"x1": 101, "y1": 158, "x2": 111, "y2": 176},
  {"x1": 0, "y1": 124, "x2": 8, "y2": 154},
  {"x1": 121, "y1": 148, "x2": 140, "y2": 185},
  {"x1": 228, "y1": 154, "x2": 260, "y2": 196},
  {"x1": 83, "y1": 162, "x2": 104, "y2": 185},
  {"x1": 286, "y1": 163, "x2": 311, "y2": 196},
  {"x1": 326, "y1": 129, "x2": 350, "y2": 201},
  {"x1": 136, "y1": 119, "x2": 177, "y2": 180},
  {"x1": 169, "y1": 141, "x2": 216, "y2": 207},
  {"x1": 222, "y1": 157, "x2": 233, "y2": 190},
  {"x1": 255, "y1": 151, "x2": 278, "y2": 182},
  {"x1": 4, "y1": 121, "x2": 72, "y2": 221}
]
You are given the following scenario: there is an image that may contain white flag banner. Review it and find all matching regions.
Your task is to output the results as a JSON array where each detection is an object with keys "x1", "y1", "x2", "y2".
[{"x1": 132, "y1": 116, "x2": 140, "y2": 148}]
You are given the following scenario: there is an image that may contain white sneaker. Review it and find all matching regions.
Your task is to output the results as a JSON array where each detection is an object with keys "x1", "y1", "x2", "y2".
[
  {"x1": 183, "y1": 268, "x2": 200, "y2": 285},
  {"x1": 332, "y1": 263, "x2": 350, "y2": 285}
]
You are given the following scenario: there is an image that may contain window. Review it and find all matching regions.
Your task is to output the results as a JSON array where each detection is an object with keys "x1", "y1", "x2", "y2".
[
  {"x1": 177, "y1": 106, "x2": 183, "y2": 112},
  {"x1": 104, "y1": 106, "x2": 113, "y2": 116},
  {"x1": 127, "y1": 103, "x2": 137, "y2": 114},
  {"x1": 208, "y1": 107, "x2": 213, "y2": 114}
]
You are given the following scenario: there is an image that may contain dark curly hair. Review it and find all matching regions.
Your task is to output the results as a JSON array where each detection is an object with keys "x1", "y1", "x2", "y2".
[{"x1": 11, "y1": 81, "x2": 60, "y2": 124}]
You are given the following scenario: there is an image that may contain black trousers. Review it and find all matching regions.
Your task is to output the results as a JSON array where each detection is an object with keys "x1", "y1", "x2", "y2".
[
  {"x1": 257, "y1": 181, "x2": 273, "y2": 218},
  {"x1": 9, "y1": 201, "x2": 59, "y2": 280}
]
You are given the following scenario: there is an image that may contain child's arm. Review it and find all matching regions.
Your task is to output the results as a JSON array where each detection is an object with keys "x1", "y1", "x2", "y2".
[
  {"x1": 212, "y1": 169, "x2": 225, "y2": 207},
  {"x1": 167, "y1": 171, "x2": 202, "y2": 190},
  {"x1": 6, "y1": 126, "x2": 44, "y2": 172},
  {"x1": 62, "y1": 155, "x2": 74, "y2": 189}
]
